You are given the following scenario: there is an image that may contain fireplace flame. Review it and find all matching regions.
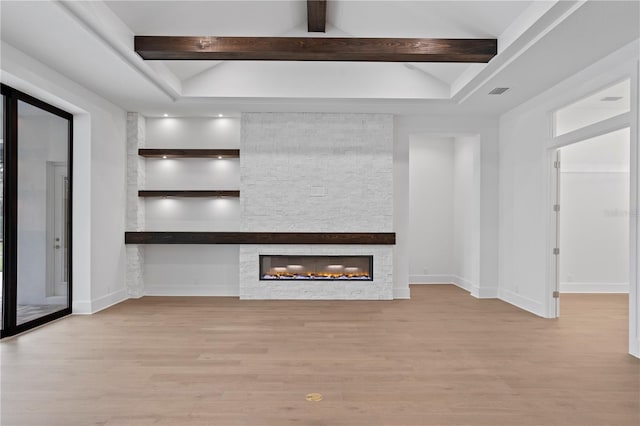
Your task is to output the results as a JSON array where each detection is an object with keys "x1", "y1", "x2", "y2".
[
  {"x1": 263, "y1": 271, "x2": 371, "y2": 280},
  {"x1": 260, "y1": 255, "x2": 373, "y2": 281}
]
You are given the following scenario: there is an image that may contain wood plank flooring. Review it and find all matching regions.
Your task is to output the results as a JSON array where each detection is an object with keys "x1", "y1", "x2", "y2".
[{"x1": 1, "y1": 285, "x2": 638, "y2": 425}]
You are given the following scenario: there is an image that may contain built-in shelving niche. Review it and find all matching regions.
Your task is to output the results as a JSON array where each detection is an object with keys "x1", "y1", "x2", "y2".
[{"x1": 138, "y1": 149, "x2": 241, "y2": 198}]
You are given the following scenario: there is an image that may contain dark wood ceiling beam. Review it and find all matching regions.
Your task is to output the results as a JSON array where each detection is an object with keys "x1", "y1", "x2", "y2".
[
  {"x1": 307, "y1": 0, "x2": 327, "y2": 32},
  {"x1": 134, "y1": 36, "x2": 497, "y2": 63}
]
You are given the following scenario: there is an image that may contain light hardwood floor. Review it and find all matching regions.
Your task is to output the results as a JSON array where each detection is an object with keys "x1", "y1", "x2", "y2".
[{"x1": 1, "y1": 285, "x2": 638, "y2": 426}]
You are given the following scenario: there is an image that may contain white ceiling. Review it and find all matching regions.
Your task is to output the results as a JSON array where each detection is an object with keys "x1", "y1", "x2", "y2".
[
  {"x1": 0, "y1": 0, "x2": 638, "y2": 117},
  {"x1": 105, "y1": 0, "x2": 532, "y2": 88},
  {"x1": 106, "y1": 1, "x2": 529, "y2": 37},
  {"x1": 105, "y1": 1, "x2": 307, "y2": 36}
]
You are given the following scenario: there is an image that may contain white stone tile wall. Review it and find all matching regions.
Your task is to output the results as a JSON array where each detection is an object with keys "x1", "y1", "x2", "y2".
[
  {"x1": 126, "y1": 112, "x2": 145, "y2": 297},
  {"x1": 241, "y1": 113, "x2": 393, "y2": 232},
  {"x1": 240, "y1": 113, "x2": 394, "y2": 299},
  {"x1": 126, "y1": 113, "x2": 145, "y2": 230},
  {"x1": 126, "y1": 245, "x2": 145, "y2": 298}
]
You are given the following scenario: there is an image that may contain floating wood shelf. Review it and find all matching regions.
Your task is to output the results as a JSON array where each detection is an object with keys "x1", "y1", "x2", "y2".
[
  {"x1": 125, "y1": 232, "x2": 396, "y2": 245},
  {"x1": 138, "y1": 149, "x2": 240, "y2": 159},
  {"x1": 138, "y1": 190, "x2": 240, "y2": 198}
]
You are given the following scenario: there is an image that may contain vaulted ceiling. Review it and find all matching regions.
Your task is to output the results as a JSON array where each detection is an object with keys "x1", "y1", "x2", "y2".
[{"x1": 1, "y1": 1, "x2": 638, "y2": 116}]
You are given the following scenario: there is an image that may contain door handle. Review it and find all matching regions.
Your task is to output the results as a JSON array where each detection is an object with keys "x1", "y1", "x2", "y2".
[{"x1": 55, "y1": 245, "x2": 61, "y2": 249}]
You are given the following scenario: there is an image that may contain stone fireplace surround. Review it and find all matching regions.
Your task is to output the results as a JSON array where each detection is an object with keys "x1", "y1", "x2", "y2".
[{"x1": 240, "y1": 113, "x2": 394, "y2": 300}]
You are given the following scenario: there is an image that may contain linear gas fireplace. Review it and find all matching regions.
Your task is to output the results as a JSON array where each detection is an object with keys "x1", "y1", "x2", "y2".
[{"x1": 259, "y1": 255, "x2": 373, "y2": 281}]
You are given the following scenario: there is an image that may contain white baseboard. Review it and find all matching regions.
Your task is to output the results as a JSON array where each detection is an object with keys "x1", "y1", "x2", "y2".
[
  {"x1": 393, "y1": 287, "x2": 411, "y2": 299},
  {"x1": 92, "y1": 289, "x2": 128, "y2": 313},
  {"x1": 410, "y1": 275, "x2": 497, "y2": 298},
  {"x1": 409, "y1": 274, "x2": 478, "y2": 294},
  {"x1": 631, "y1": 337, "x2": 640, "y2": 359},
  {"x1": 72, "y1": 288, "x2": 128, "y2": 315},
  {"x1": 471, "y1": 285, "x2": 499, "y2": 299},
  {"x1": 499, "y1": 289, "x2": 546, "y2": 317},
  {"x1": 409, "y1": 274, "x2": 454, "y2": 284},
  {"x1": 560, "y1": 282, "x2": 629, "y2": 293},
  {"x1": 410, "y1": 274, "x2": 476, "y2": 291},
  {"x1": 144, "y1": 285, "x2": 239, "y2": 297},
  {"x1": 72, "y1": 300, "x2": 92, "y2": 314},
  {"x1": 451, "y1": 275, "x2": 473, "y2": 292}
]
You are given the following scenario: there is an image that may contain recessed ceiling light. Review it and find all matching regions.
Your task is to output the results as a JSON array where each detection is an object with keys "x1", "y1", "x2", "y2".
[
  {"x1": 488, "y1": 87, "x2": 509, "y2": 95},
  {"x1": 218, "y1": 155, "x2": 223, "y2": 159},
  {"x1": 218, "y1": 114, "x2": 223, "y2": 117},
  {"x1": 163, "y1": 113, "x2": 169, "y2": 117},
  {"x1": 162, "y1": 155, "x2": 167, "y2": 159},
  {"x1": 600, "y1": 96, "x2": 623, "y2": 102}
]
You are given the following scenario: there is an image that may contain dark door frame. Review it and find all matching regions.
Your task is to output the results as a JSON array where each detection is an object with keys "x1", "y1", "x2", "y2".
[{"x1": 1, "y1": 83, "x2": 73, "y2": 338}]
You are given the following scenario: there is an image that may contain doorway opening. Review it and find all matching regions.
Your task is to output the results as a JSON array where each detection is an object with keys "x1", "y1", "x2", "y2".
[
  {"x1": 554, "y1": 128, "x2": 630, "y2": 320},
  {"x1": 552, "y1": 79, "x2": 635, "y2": 332},
  {"x1": 548, "y1": 77, "x2": 635, "y2": 358},
  {"x1": 407, "y1": 133, "x2": 481, "y2": 295}
]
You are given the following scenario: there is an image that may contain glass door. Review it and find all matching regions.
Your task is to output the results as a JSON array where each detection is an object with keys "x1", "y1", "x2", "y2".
[{"x1": 1, "y1": 84, "x2": 72, "y2": 337}]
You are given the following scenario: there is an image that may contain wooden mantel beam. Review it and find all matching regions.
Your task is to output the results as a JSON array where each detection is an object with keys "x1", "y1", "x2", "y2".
[
  {"x1": 134, "y1": 36, "x2": 497, "y2": 63},
  {"x1": 307, "y1": 0, "x2": 327, "y2": 32}
]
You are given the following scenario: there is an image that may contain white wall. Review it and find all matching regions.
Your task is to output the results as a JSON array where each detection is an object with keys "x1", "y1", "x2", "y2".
[
  {"x1": 144, "y1": 245, "x2": 239, "y2": 296},
  {"x1": 88, "y1": 94, "x2": 127, "y2": 312},
  {"x1": 498, "y1": 40, "x2": 639, "y2": 357},
  {"x1": 453, "y1": 136, "x2": 481, "y2": 292},
  {"x1": 145, "y1": 117, "x2": 240, "y2": 149},
  {"x1": 145, "y1": 158, "x2": 240, "y2": 191},
  {"x1": 408, "y1": 136, "x2": 454, "y2": 282},
  {"x1": 559, "y1": 128, "x2": 630, "y2": 293},
  {"x1": 2, "y1": 41, "x2": 128, "y2": 314},
  {"x1": 145, "y1": 198, "x2": 240, "y2": 232},
  {"x1": 141, "y1": 117, "x2": 241, "y2": 296}
]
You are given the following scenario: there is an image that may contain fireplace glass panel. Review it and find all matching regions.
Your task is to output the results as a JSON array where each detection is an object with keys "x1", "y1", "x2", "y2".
[{"x1": 260, "y1": 255, "x2": 373, "y2": 281}]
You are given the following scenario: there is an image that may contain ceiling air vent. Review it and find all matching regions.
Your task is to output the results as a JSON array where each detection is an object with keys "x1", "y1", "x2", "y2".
[
  {"x1": 600, "y1": 96, "x2": 623, "y2": 102},
  {"x1": 488, "y1": 87, "x2": 509, "y2": 95}
]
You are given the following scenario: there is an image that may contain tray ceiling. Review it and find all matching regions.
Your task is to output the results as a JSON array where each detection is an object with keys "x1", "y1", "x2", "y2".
[{"x1": 1, "y1": 1, "x2": 638, "y2": 116}]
